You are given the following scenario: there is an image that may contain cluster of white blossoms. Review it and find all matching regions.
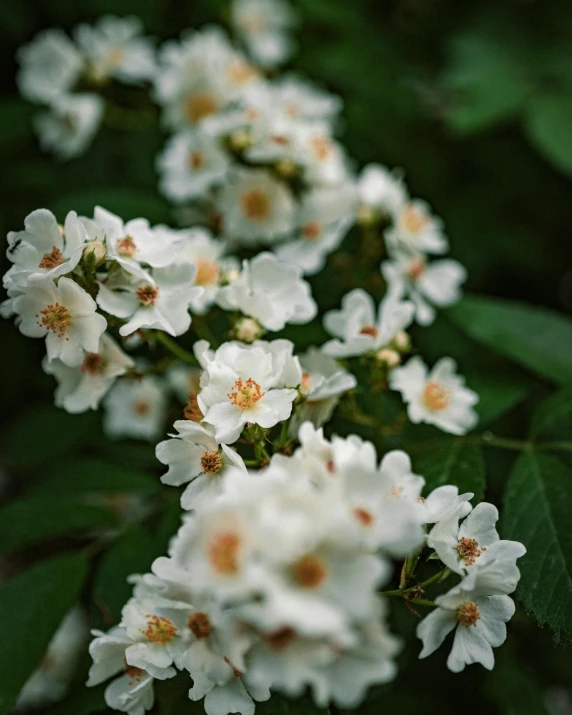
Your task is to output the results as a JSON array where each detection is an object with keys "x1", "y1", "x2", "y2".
[
  {"x1": 5, "y1": 2, "x2": 525, "y2": 713},
  {"x1": 88, "y1": 421, "x2": 525, "y2": 715}
]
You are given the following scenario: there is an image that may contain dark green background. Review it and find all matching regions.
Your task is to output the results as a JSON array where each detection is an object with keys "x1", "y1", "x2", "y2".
[{"x1": 1, "y1": 1, "x2": 572, "y2": 713}]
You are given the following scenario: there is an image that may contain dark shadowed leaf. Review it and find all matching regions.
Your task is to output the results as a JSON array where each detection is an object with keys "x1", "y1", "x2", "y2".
[{"x1": 413, "y1": 441, "x2": 486, "y2": 502}]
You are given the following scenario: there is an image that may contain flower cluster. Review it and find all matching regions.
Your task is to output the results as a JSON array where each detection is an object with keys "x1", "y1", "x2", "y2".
[{"x1": 89, "y1": 421, "x2": 525, "y2": 714}]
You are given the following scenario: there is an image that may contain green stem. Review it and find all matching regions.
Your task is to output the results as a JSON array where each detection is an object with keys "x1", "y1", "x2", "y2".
[
  {"x1": 411, "y1": 599, "x2": 437, "y2": 608},
  {"x1": 381, "y1": 566, "x2": 450, "y2": 597},
  {"x1": 150, "y1": 331, "x2": 198, "y2": 366},
  {"x1": 406, "y1": 433, "x2": 572, "y2": 454}
]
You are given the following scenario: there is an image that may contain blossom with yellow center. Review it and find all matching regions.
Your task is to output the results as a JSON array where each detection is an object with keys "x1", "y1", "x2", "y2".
[
  {"x1": 457, "y1": 602, "x2": 480, "y2": 628},
  {"x1": 292, "y1": 554, "x2": 327, "y2": 588},
  {"x1": 38, "y1": 245, "x2": 64, "y2": 270},
  {"x1": 227, "y1": 377, "x2": 265, "y2": 409},
  {"x1": 116, "y1": 236, "x2": 137, "y2": 257},
  {"x1": 36, "y1": 302, "x2": 71, "y2": 338},
  {"x1": 135, "y1": 284, "x2": 159, "y2": 305},
  {"x1": 422, "y1": 381, "x2": 451, "y2": 412},
  {"x1": 240, "y1": 189, "x2": 271, "y2": 221},
  {"x1": 141, "y1": 615, "x2": 177, "y2": 644},
  {"x1": 208, "y1": 530, "x2": 241, "y2": 574}
]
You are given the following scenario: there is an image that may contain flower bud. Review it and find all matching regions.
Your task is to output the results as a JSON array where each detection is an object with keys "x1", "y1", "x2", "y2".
[
  {"x1": 235, "y1": 318, "x2": 264, "y2": 343},
  {"x1": 275, "y1": 159, "x2": 297, "y2": 179},
  {"x1": 392, "y1": 330, "x2": 411, "y2": 352},
  {"x1": 229, "y1": 129, "x2": 251, "y2": 152},
  {"x1": 82, "y1": 241, "x2": 107, "y2": 268},
  {"x1": 375, "y1": 348, "x2": 400, "y2": 368},
  {"x1": 224, "y1": 267, "x2": 241, "y2": 284},
  {"x1": 356, "y1": 204, "x2": 378, "y2": 226}
]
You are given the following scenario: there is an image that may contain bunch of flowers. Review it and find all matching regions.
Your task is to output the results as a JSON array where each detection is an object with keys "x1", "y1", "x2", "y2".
[{"x1": 5, "y1": 1, "x2": 527, "y2": 713}]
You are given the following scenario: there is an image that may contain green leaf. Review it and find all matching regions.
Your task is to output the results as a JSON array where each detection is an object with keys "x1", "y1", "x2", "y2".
[
  {"x1": 466, "y1": 370, "x2": 531, "y2": 426},
  {"x1": 0, "y1": 497, "x2": 114, "y2": 556},
  {"x1": 0, "y1": 553, "x2": 88, "y2": 715},
  {"x1": 413, "y1": 441, "x2": 486, "y2": 502},
  {"x1": 93, "y1": 529, "x2": 156, "y2": 625},
  {"x1": 46, "y1": 684, "x2": 110, "y2": 715},
  {"x1": 503, "y1": 451, "x2": 572, "y2": 641},
  {"x1": 448, "y1": 296, "x2": 572, "y2": 385},
  {"x1": 0, "y1": 406, "x2": 99, "y2": 468},
  {"x1": 530, "y1": 385, "x2": 572, "y2": 442},
  {"x1": 525, "y1": 93, "x2": 572, "y2": 178},
  {"x1": 28, "y1": 457, "x2": 160, "y2": 498}
]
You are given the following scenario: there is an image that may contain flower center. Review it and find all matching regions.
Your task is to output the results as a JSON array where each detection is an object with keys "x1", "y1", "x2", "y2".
[
  {"x1": 141, "y1": 615, "x2": 177, "y2": 644},
  {"x1": 360, "y1": 325, "x2": 378, "y2": 337},
  {"x1": 184, "y1": 392, "x2": 203, "y2": 422},
  {"x1": 266, "y1": 626, "x2": 297, "y2": 651},
  {"x1": 457, "y1": 601, "x2": 480, "y2": 628},
  {"x1": 402, "y1": 204, "x2": 429, "y2": 234},
  {"x1": 81, "y1": 352, "x2": 104, "y2": 376},
  {"x1": 195, "y1": 258, "x2": 220, "y2": 286},
  {"x1": 188, "y1": 612, "x2": 211, "y2": 639},
  {"x1": 293, "y1": 554, "x2": 328, "y2": 588},
  {"x1": 422, "y1": 381, "x2": 451, "y2": 411},
  {"x1": 201, "y1": 450, "x2": 223, "y2": 474},
  {"x1": 136, "y1": 284, "x2": 159, "y2": 305},
  {"x1": 308, "y1": 135, "x2": 332, "y2": 161},
  {"x1": 116, "y1": 236, "x2": 137, "y2": 257},
  {"x1": 36, "y1": 303, "x2": 71, "y2": 338},
  {"x1": 302, "y1": 222, "x2": 321, "y2": 241},
  {"x1": 125, "y1": 662, "x2": 145, "y2": 685},
  {"x1": 353, "y1": 507, "x2": 374, "y2": 526},
  {"x1": 208, "y1": 531, "x2": 241, "y2": 574},
  {"x1": 407, "y1": 256, "x2": 426, "y2": 281},
  {"x1": 188, "y1": 150, "x2": 204, "y2": 170},
  {"x1": 105, "y1": 47, "x2": 125, "y2": 68},
  {"x1": 300, "y1": 372, "x2": 312, "y2": 394},
  {"x1": 132, "y1": 399, "x2": 151, "y2": 417},
  {"x1": 240, "y1": 189, "x2": 270, "y2": 221},
  {"x1": 38, "y1": 246, "x2": 64, "y2": 270},
  {"x1": 457, "y1": 537, "x2": 485, "y2": 566},
  {"x1": 185, "y1": 92, "x2": 218, "y2": 123},
  {"x1": 227, "y1": 378, "x2": 265, "y2": 409},
  {"x1": 227, "y1": 58, "x2": 257, "y2": 85}
]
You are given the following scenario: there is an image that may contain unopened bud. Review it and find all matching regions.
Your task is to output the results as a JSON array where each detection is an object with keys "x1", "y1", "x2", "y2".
[
  {"x1": 356, "y1": 204, "x2": 378, "y2": 226},
  {"x1": 275, "y1": 159, "x2": 297, "y2": 179},
  {"x1": 229, "y1": 129, "x2": 251, "y2": 152},
  {"x1": 235, "y1": 317, "x2": 264, "y2": 343},
  {"x1": 82, "y1": 241, "x2": 107, "y2": 268},
  {"x1": 392, "y1": 330, "x2": 411, "y2": 352},
  {"x1": 224, "y1": 267, "x2": 240, "y2": 284},
  {"x1": 375, "y1": 348, "x2": 400, "y2": 368}
]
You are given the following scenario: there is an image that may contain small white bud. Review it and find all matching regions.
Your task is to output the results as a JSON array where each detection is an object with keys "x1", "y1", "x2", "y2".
[
  {"x1": 235, "y1": 318, "x2": 263, "y2": 343},
  {"x1": 392, "y1": 330, "x2": 411, "y2": 352},
  {"x1": 229, "y1": 129, "x2": 251, "y2": 151},
  {"x1": 82, "y1": 240, "x2": 107, "y2": 265},
  {"x1": 375, "y1": 348, "x2": 400, "y2": 368}
]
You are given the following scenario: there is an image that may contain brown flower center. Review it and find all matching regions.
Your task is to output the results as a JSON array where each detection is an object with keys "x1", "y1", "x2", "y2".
[
  {"x1": 141, "y1": 615, "x2": 177, "y2": 644},
  {"x1": 132, "y1": 400, "x2": 151, "y2": 416},
  {"x1": 457, "y1": 537, "x2": 486, "y2": 566},
  {"x1": 188, "y1": 612, "x2": 212, "y2": 639},
  {"x1": 208, "y1": 531, "x2": 241, "y2": 574},
  {"x1": 422, "y1": 381, "x2": 451, "y2": 412},
  {"x1": 227, "y1": 58, "x2": 257, "y2": 85},
  {"x1": 227, "y1": 377, "x2": 265, "y2": 409},
  {"x1": 308, "y1": 135, "x2": 332, "y2": 161},
  {"x1": 240, "y1": 189, "x2": 270, "y2": 221},
  {"x1": 302, "y1": 221, "x2": 321, "y2": 241},
  {"x1": 195, "y1": 258, "x2": 220, "y2": 286},
  {"x1": 266, "y1": 626, "x2": 297, "y2": 651},
  {"x1": 407, "y1": 256, "x2": 426, "y2": 281},
  {"x1": 402, "y1": 204, "x2": 429, "y2": 234},
  {"x1": 201, "y1": 450, "x2": 223, "y2": 474},
  {"x1": 457, "y1": 601, "x2": 480, "y2": 628},
  {"x1": 136, "y1": 284, "x2": 159, "y2": 305},
  {"x1": 38, "y1": 246, "x2": 64, "y2": 270},
  {"x1": 353, "y1": 507, "x2": 374, "y2": 526},
  {"x1": 184, "y1": 392, "x2": 203, "y2": 422},
  {"x1": 81, "y1": 352, "x2": 104, "y2": 376},
  {"x1": 125, "y1": 662, "x2": 145, "y2": 684},
  {"x1": 36, "y1": 303, "x2": 71, "y2": 337},
  {"x1": 185, "y1": 92, "x2": 218, "y2": 123},
  {"x1": 116, "y1": 236, "x2": 137, "y2": 257},
  {"x1": 188, "y1": 151, "x2": 204, "y2": 170},
  {"x1": 292, "y1": 554, "x2": 327, "y2": 588},
  {"x1": 360, "y1": 325, "x2": 378, "y2": 337}
]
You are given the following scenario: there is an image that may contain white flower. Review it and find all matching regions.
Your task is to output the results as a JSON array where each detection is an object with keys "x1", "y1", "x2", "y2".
[
  {"x1": 389, "y1": 356, "x2": 478, "y2": 435},
  {"x1": 417, "y1": 558, "x2": 524, "y2": 672},
  {"x1": 293, "y1": 123, "x2": 348, "y2": 187},
  {"x1": 13, "y1": 276, "x2": 106, "y2": 367},
  {"x1": 96, "y1": 263, "x2": 202, "y2": 337},
  {"x1": 17, "y1": 608, "x2": 87, "y2": 709},
  {"x1": 218, "y1": 169, "x2": 296, "y2": 245},
  {"x1": 43, "y1": 334, "x2": 134, "y2": 413},
  {"x1": 88, "y1": 627, "x2": 156, "y2": 715},
  {"x1": 6, "y1": 208, "x2": 87, "y2": 287},
  {"x1": 230, "y1": 0, "x2": 296, "y2": 68},
  {"x1": 427, "y1": 502, "x2": 526, "y2": 575},
  {"x1": 167, "y1": 226, "x2": 237, "y2": 315},
  {"x1": 157, "y1": 131, "x2": 229, "y2": 203},
  {"x1": 382, "y1": 253, "x2": 467, "y2": 326},
  {"x1": 35, "y1": 93, "x2": 104, "y2": 160},
  {"x1": 357, "y1": 164, "x2": 407, "y2": 218},
  {"x1": 323, "y1": 289, "x2": 414, "y2": 359},
  {"x1": 103, "y1": 376, "x2": 168, "y2": 441},
  {"x1": 274, "y1": 186, "x2": 355, "y2": 275},
  {"x1": 194, "y1": 339, "x2": 300, "y2": 443},
  {"x1": 156, "y1": 421, "x2": 247, "y2": 509},
  {"x1": 422, "y1": 485, "x2": 473, "y2": 525},
  {"x1": 386, "y1": 199, "x2": 448, "y2": 255},
  {"x1": 291, "y1": 347, "x2": 356, "y2": 431},
  {"x1": 17, "y1": 29, "x2": 83, "y2": 104},
  {"x1": 217, "y1": 252, "x2": 317, "y2": 331},
  {"x1": 75, "y1": 16, "x2": 156, "y2": 84},
  {"x1": 91, "y1": 206, "x2": 176, "y2": 281},
  {"x1": 273, "y1": 75, "x2": 341, "y2": 122}
]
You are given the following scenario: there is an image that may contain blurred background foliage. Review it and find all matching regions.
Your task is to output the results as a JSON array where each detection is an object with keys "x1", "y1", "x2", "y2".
[{"x1": 1, "y1": 0, "x2": 572, "y2": 714}]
